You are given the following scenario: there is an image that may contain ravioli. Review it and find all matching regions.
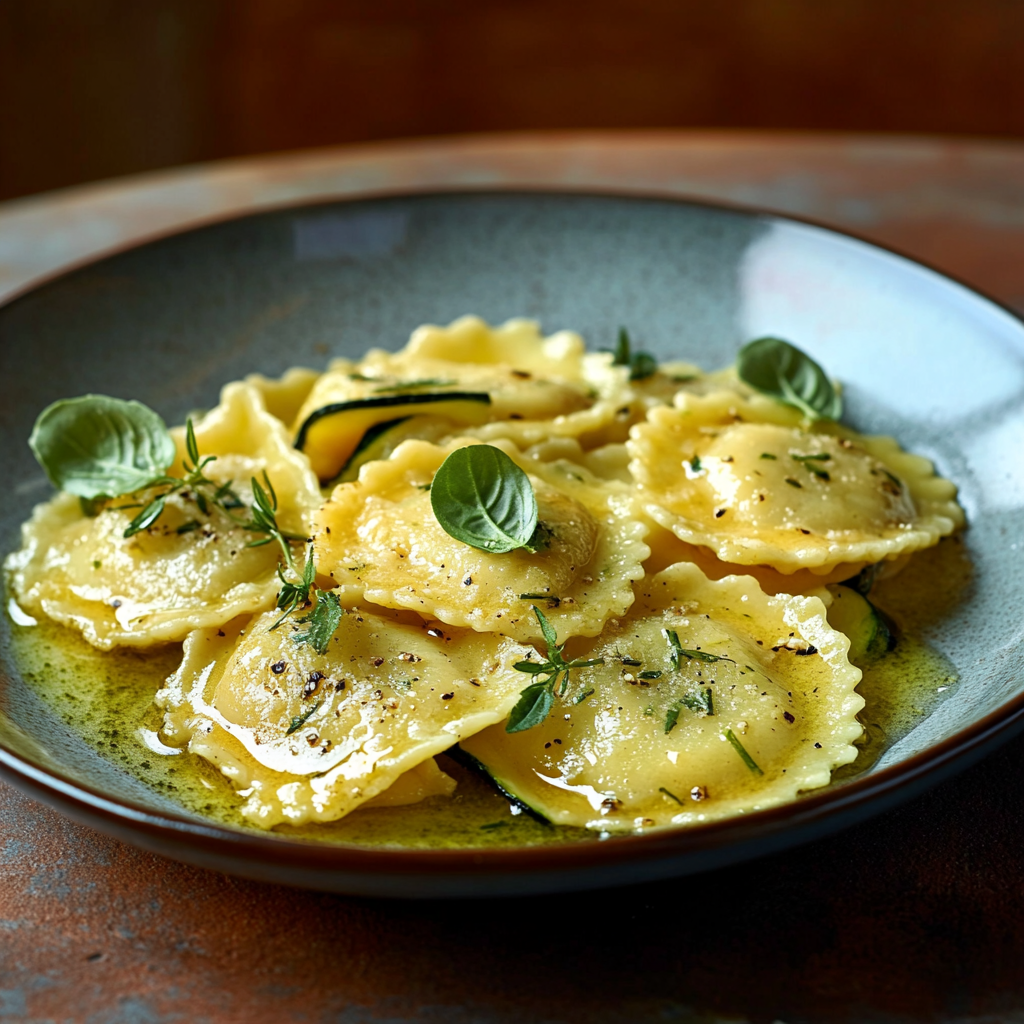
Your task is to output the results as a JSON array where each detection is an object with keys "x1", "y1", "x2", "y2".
[
  {"x1": 460, "y1": 561, "x2": 864, "y2": 830},
  {"x1": 7, "y1": 383, "x2": 321, "y2": 649},
  {"x1": 292, "y1": 317, "x2": 650, "y2": 480},
  {"x1": 157, "y1": 607, "x2": 536, "y2": 826},
  {"x1": 629, "y1": 390, "x2": 964, "y2": 574},
  {"x1": 313, "y1": 437, "x2": 649, "y2": 643}
]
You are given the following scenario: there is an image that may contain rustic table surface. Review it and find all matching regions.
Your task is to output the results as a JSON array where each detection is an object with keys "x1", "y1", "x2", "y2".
[{"x1": 2, "y1": 132, "x2": 1024, "y2": 1024}]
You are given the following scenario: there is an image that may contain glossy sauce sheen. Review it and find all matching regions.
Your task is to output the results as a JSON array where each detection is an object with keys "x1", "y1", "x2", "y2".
[{"x1": 7, "y1": 536, "x2": 966, "y2": 848}]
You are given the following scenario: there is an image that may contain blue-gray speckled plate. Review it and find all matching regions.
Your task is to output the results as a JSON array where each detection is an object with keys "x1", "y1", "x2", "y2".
[{"x1": 0, "y1": 191, "x2": 1022, "y2": 897}]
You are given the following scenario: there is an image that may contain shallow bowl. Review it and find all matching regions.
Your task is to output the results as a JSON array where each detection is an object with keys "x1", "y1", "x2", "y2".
[{"x1": 1, "y1": 191, "x2": 1022, "y2": 897}]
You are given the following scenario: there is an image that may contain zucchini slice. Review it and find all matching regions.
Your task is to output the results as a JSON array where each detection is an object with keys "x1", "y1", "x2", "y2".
[
  {"x1": 446, "y1": 745, "x2": 552, "y2": 824},
  {"x1": 825, "y1": 584, "x2": 896, "y2": 664},
  {"x1": 294, "y1": 391, "x2": 491, "y2": 481}
]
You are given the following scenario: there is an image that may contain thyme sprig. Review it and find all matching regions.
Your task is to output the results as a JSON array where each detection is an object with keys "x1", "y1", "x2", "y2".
[
  {"x1": 122, "y1": 420, "x2": 244, "y2": 538},
  {"x1": 271, "y1": 546, "x2": 317, "y2": 629},
  {"x1": 119, "y1": 422, "x2": 305, "y2": 571},
  {"x1": 506, "y1": 606, "x2": 604, "y2": 733}
]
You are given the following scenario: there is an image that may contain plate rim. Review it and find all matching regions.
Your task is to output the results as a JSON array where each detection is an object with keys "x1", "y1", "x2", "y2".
[{"x1": 2, "y1": 185, "x2": 1021, "y2": 889}]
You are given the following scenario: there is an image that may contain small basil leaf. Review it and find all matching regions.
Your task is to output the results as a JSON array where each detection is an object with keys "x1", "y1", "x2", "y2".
[
  {"x1": 430, "y1": 445, "x2": 539, "y2": 554},
  {"x1": 29, "y1": 395, "x2": 177, "y2": 499},
  {"x1": 506, "y1": 682, "x2": 555, "y2": 733},
  {"x1": 736, "y1": 337, "x2": 842, "y2": 421}
]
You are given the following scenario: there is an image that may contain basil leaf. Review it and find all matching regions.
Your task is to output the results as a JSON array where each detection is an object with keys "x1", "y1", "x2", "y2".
[
  {"x1": 430, "y1": 445, "x2": 539, "y2": 554},
  {"x1": 506, "y1": 682, "x2": 555, "y2": 733},
  {"x1": 29, "y1": 395, "x2": 177, "y2": 499},
  {"x1": 736, "y1": 337, "x2": 842, "y2": 421}
]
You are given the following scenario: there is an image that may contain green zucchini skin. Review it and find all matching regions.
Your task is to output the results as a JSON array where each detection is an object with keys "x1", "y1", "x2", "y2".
[
  {"x1": 827, "y1": 584, "x2": 897, "y2": 664},
  {"x1": 293, "y1": 392, "x2": 492, "y2": 453},
  {"x1": 446, "y1": 745, "x2": 552, "y2": 825}
]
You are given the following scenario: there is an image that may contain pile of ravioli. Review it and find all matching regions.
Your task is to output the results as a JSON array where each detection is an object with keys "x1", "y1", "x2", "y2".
[{"x1": 7, "y1": 317, "x2": 965, "y2": 832}]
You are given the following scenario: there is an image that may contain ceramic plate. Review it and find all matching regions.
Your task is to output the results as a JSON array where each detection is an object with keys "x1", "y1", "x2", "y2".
[{"x1": 1, "y1": 191, "x2": 1022, "y2": 897}]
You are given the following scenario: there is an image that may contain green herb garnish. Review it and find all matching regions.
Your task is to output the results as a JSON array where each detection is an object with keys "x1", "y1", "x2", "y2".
[
  {"x1": 760, "y1": 452, "x2": 777, "y2": 460},
  {"x1": 271, "y1": 546, "x2": 317, "y2": 629},
  {"x1": 723, "y1": 728, "x2": 763, "y2": 774},
  {"x1": 609, "y1": 327, "x2": 657, "y2": 381},
  {"x1": 659, "y1": 786, "x2": 685, "y2": 806},
  {"x1": 662, "y1": 629, "x2": 731, "y2": 667},
  {"x1": 792, "y1": 452, "x2": 832, "y2": 481},
  {"x1": 664, "y1": 688, "x2": 714, "y2": 733},
  {"x1": 244, "y1": 472, "x2": 307, "y2": 571},
  {"x1": 293, "y1": 590, "x2": 344, "y2": 655},
  {"x1": 507, "y1": 606, "x2": 604, "y2": 732},
  {"x1": 286, "y1": 700, "x2": 322, "y2": 736},
  {"x1": 737, "y1": 337, "x2": 842, "y2": 420},
  {"x1": 430, "y1": 445, "x2": 547, "y2": 554},
  {"x1": 29, "y1": 394, "x2": 177, "y2": 499}
]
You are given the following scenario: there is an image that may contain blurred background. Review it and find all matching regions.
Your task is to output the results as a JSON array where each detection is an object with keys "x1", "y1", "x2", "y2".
[{"x1": 2, "y1": 0, "x2": 1024, "y2": 203}]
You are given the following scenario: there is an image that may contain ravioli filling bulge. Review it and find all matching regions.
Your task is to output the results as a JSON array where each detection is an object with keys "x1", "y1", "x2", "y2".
[{"x1": 461, "y1": 562, "x2": 864, "y2": 830}]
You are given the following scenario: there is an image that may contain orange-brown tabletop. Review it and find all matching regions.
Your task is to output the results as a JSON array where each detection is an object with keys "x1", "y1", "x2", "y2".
[{"x1": 3, "y1": 132, "x2": 1024, "y2": 1023}]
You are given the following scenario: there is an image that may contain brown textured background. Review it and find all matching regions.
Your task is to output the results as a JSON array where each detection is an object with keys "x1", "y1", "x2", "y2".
[{"x1": 3, "y1": 0, "x2": 1024, "y2": 201}]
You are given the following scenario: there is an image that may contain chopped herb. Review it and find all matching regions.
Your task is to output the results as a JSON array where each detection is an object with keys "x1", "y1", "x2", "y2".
[
  {"x1": 792, "y1": 453, "x2": 832, "y2": 480},
  {"x1": 175, "y1": 519, "x2": 200, "y2": 534},
  {"x1": 507, "y1": 606, "x2": 604, "y2": 732},
  {"x1": 293, "y1": 590, "x2": 344, "y2": 655},
  {"x1": 689, "y1": 455, "x2": 702, "y2": 473},
  {"x1": 659, "y1": 786, "x2": 685, "y2": 806},
  {"x1": 573, "y1": 687, "x2": 595, "y2": 704},
  {"x1": 285, "y1": 700, "x2": 322, "y2": 736},
  {"x1": 760, "y1": 452, "x2": 777, "y2": 460},
  {"x1": 519, "y1": 592, "x2": 561, "y2": 607},
  {"x1": 662, "y1": 629, "x2": 732, "y2": 666},
  {"x1": 883, "y1": 469, "x2": 903, "y2": 489},
  {"x1": 784, "y1": 477, "x2": 803, "y2": 488},
  {"x1": 663, "y1": 628, "x2": 685, "y2": 670},
  {"x1": 479, "y1": 821, "x2": 508, "y2": 831},
  {"x1": 620, "y1": 656, "x2": 642, "y2": 667},
  {"x1": 664, "y1": 702, "x2": 683, "y2": 734},
  {"x1": 724, "y1": 728, "x2": 763, "y2": 774},
  {"x1": 638, "y1": 670, "x2": 662, "y2": 680},
  {"x1": 664, "y1": 688, "x2": 714, "y2": 733}
]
